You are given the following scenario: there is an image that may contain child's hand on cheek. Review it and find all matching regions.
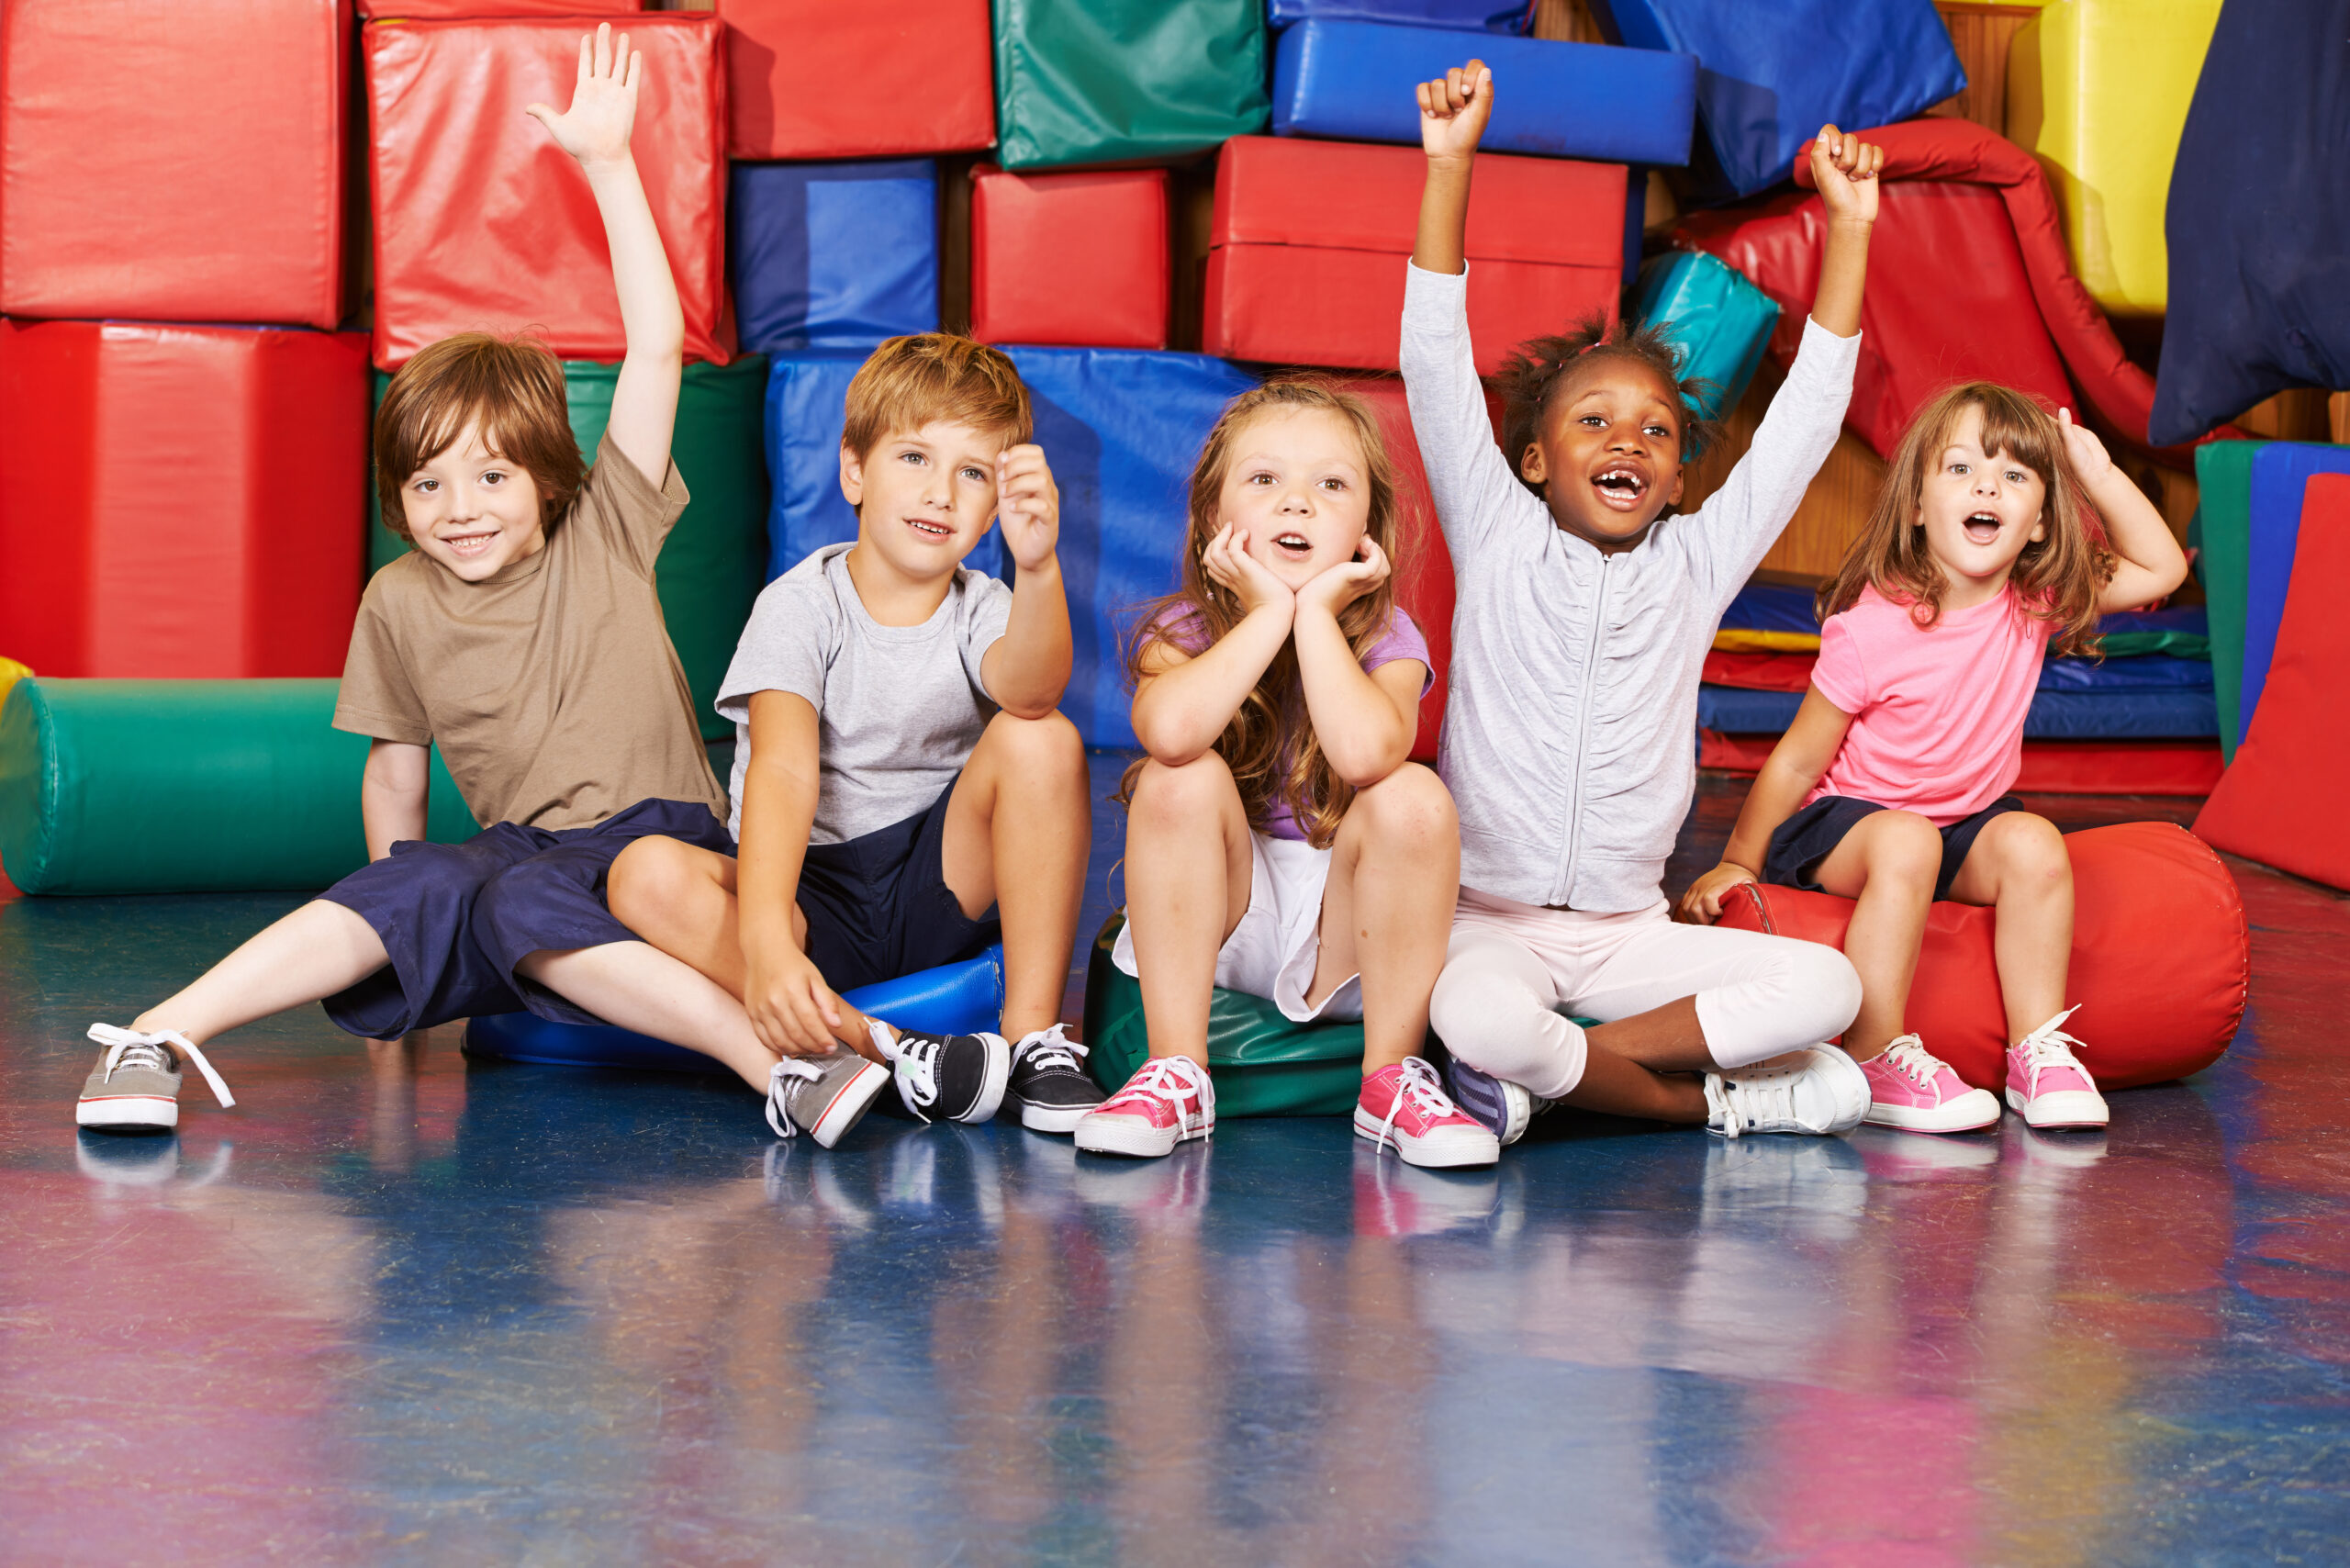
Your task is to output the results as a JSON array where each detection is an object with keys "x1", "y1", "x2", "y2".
[
  {"x1": 526, "y1": 23, "x2": 642, "y2": 171},
  {"x1": 1296, "y1": 535, "x2": 1391, "y2": 620},
  {"x1": 1203, "y1": 521, "x2": 1296, "y2": 623},
  {"x1": 994, "y1": 443, "x2": 1060, "y2": 573},
  {"x1": 2055, "y1": 407, "x2": 2114, "y2": 489},
  {"x1": 1808, "y1": 125, "x2": 1883, "y2": 227}
]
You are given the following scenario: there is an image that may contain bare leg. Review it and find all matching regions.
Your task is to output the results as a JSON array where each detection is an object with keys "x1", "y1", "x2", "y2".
[
  {"x1": 1809, "y1": 810, "x2": 1943, "y2": 1061},
  {"x1": 1945, "y1": 812, "x2": 2073, "y2": 1043},
  {"x1": 1121, "y1": 754, "x2": 1253, "y2": 1067},
  {"x1": 130, "y1": 900, "x2": 390, "y2": 1047},
  {"x1": 515, "y1": 942, "x2": 781, "y2": 1094},
  {"x1": 938, "y1": 711, "x2": 1092, "y2": 1039},
  {"x1": 1308, "y1": 764, "x2": 1459, "y2": 1075}
]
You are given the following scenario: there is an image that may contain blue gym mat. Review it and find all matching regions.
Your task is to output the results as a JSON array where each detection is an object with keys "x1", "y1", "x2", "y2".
[
  {"x1": 1267, "y1": 0, "x2": 1532, "y2": 31},
  {"x1": 731, "y1": 160, "x2": 939, "y2": 354},
  {"x1": 1698, "y1": 683, "x2": 2218, "y2": 741},
  {"x1": 2240, "y1": 442, "x2": 2350, "y2": 745}
]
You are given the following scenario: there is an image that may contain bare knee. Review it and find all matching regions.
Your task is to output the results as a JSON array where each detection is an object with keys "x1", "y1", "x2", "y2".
[
  {"x1": 984, "y1": 709, "x2": 1085, "y2": 785},
  {"x1": 1345, "y1": 762, "x2": 1457, "y2": 851},
  {"x1": 607, "y1": 834, "x2": 716, "y2": 933},
  {"x1": 1864, "y1": 811, "x2": 1944, "y2": 893},
  {"x1": 1977, "y1": 812, "x2": 2070, "y2": 894},
  {"x1": 1127, "y1": 753, "x2": 1237, "y2": 834}
]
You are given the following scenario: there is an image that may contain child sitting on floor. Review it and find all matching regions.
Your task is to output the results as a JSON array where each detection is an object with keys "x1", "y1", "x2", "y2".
[
  {"x1": 1681, "y1": 386, "x2": 2188, "y2": 1133},
  {"x1": 605, "y1": 333, "x2": 1102, "y2": 1141},
  {"x1": 1405, "y1": 60, "x2": 1882, "y2": 1143},
  {"x1": 78, "y1": 26, "x2": 814, "y2": 1137},
  {"x1": 1078, "y1": 378, "x2": 1495, "y2": 1170}
]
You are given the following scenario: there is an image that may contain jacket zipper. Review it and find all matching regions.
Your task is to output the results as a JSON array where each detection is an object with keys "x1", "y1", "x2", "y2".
[{"x1": 1558, "y1": 553, "x2": 1610, "y2": 902}]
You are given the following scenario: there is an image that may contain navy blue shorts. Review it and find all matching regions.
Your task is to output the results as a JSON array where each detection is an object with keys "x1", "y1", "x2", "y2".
[
  {"x1": 317, "y1": 797, "x2": 733, "y2": 1038},
  {"x1": 1761, "y1": 794, "x2": 2024, "y2": 903},
  {"x1": 794, "y1": 772, "x2": 1001, "y2": 995}
]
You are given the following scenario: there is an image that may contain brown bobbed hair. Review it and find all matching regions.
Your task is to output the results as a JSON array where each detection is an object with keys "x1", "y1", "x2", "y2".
[
  {"x1": 1494, "y1": 311, "x2": 1720, "y2": 495},
  {"x1": 375, "y1": 332, "x2": 583, "y2": 542},
  {"x1": 1117, "y1": 377, "x2": 1408, "y2": 850},
  {"x1": 1820, "y1": 382, "x2": 2113, "y2": 657},
  {"x1": 842, "y1": 332, "x2": 1033, "y2": 460}
]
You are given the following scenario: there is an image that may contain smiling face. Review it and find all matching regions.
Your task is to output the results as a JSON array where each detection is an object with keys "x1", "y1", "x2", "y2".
[
  {"x1": 1521, "y1": 358, "x2": 1686, "y2": 552},
  {"x1": 1214, "y1": 407, "x2": 1374, "y2": 589},
  {"x1": 1914, "y1": 403, "x2": 2048, "y2": 599},
  {"x1": 399, "y1": 421, "x2": 548, "y2": 582},
  {"x1": 840, "y1": 420, "x2": 1009, "y2": 579}
]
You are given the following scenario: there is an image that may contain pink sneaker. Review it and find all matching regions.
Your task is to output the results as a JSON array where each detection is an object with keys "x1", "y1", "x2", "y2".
[
  {"x1": 1073, "y1": 1055, "x2": 1214, "y2": 1159},
  {"x1": 1355, "y1": 1058, "x2": 1500, "y2": 1169},
  {"x1": 1859, "y1": 1036, "x2": 1999, "y2": 1133},
  {"x1": 2005, "y1": 1007, "x2": 2108, "y2": 1129}
]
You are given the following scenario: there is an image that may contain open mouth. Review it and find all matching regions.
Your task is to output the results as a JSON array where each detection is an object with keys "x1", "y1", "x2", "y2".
[
  {"x1": 1591, "y1": 466, "x2": 1650, "y2": 512},
  {"x1": 1963, "y1": 510, "x2": 2002, "y2": 545},
  {"x1": 439, "y1": 530, "x2": 500, "y2": 558},
  {"x1": 1271, "y1": 531, "x2": 1313, "y2": 560},
  {"x1": 905, "y1": 517, "x2": 953, "y2": 542}
]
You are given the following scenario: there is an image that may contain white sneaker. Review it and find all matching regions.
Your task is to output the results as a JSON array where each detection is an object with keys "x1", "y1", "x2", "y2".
[{"x1": 1704, "y1": 1045, "x2": 1870, "y2": 1137}]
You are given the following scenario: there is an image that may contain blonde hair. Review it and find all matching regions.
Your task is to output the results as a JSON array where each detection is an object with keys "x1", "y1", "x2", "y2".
[
  {"x1": 842, "y1": 333, "x2": 1032, "y2": 459},
  {"x1": 1118, "y1": 378, "x2": 1409, "y2": 849},
  {"x1": 1820, "y1": 382, "x2": 2113, "y2": 656},
  {"x1": 375, "y1": 332, "x2": 582, "y2": 541}
]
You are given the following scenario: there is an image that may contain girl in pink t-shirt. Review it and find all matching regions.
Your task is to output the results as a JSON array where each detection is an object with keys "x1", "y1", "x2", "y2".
[
  {"x1": 1684, "y1": 383, "x2": 2188, "y2": 1135},
  {"x1": 1079, "y1": 378, "x2": 1495, "y2": 1170}
]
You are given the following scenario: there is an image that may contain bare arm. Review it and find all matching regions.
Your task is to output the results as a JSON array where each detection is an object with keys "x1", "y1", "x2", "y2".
[
  {"x1": 1292, "y1": 538, "x2": 1418, "y2": 785},
  {"x1": 977, "y1": 443, "x2": 1072, "y2": 717},
  {"x1": 735, "y1": 691, "x2": 845, "y2": 1058},
  {"x1": 1412, "y1": 60, "x2": 1491, "y2": 276},
  {"x1": 2062, "y1": 410, "x2": 2189, "y2": 611},
  {"x1": 360, "y1": 740, "x2": 431, "y2": 862},
  {"x1": 1129, "y1": 521, "x2": 1300, "y2": 765},
  {"x1": 529, "y1": 24, "x2": 684, "y2": 483},
  {"x1": 1680, "y1": 689, "x2": 1852, "y2": 924},
  {"x1": 1804, "y1": 127, "x2": 1882, "y2": 340}
]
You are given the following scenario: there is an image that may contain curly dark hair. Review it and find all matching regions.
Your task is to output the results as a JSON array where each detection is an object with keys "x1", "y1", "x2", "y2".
[{"x1": 1493, "y1": 312, "x2": 1719, "y2": 495}]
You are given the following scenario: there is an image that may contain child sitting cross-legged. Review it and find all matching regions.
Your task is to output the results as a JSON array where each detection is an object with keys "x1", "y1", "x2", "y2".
[
  {"x1": 1681, "y1": 387, "x2": 2188, "y2": 1133},
  {"x1": 606, "y1": 334, "x2": 1102, "y2": 1141}
]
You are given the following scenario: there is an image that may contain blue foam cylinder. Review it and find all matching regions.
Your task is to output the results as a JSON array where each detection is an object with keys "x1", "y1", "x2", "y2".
[
  {"x1": 463, "y1": 945, "x2": 1009, "y2": 1076},
  {"x1": 1267, "y1": 1, "x2": 1531, "y2": 33},
  {"x1": 2242, "y1": 443, "x2": 2350, "y2": 745},
  {"x1": 1632, "y1": 250, "x2": 1780, "y2": 420},
  {"x1": 1270, "y1": 18, "x2": 1695, "y2": 165},
  {"x1": 731, "y1": 160, "x2": 939, "y2": 354}
]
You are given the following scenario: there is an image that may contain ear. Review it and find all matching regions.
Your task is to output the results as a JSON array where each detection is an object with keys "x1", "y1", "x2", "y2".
[
  {"x1": 838, "y1": 443, "x2": 864, "y2": 510},
  {"x1": 2029, "y1": 509, "x2": 2046, "y2": 543},
  {"x1": 1520, "y1": 442, "x2": 1548, "y2": 485},
  {"x1": 1665, "y1": 466, "x2": 1684, "y2": 508}
]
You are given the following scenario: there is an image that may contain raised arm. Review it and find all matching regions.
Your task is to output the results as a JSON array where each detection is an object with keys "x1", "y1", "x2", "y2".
[
  {"x1": 1680, "y1": 689, "x2": 1853, "y2": 924},
  {"x1": 360, "y1": 740, "x2": 431, "y2": 862},
  {"x1": 1806, "y1": 126, "x2": 1881, "y2": 340},
  {"x1": 978, "y1": 443, "x2": 1073, "y2": 718},
  {"x1": 2062, "y1": 410, "x2": 2190, "y2": 611},
  {"x1": 528, "y1": 23, "x2": 683, "y2": 482}
]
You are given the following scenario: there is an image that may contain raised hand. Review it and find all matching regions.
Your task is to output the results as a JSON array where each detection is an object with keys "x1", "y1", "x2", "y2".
[
  {"x1": 2055, "y1": 407, "x2": 2114, "y2": 489},
  {"x1": 1809, "y1": 125, "x2": 1883, "y2": 227},
  {"x1": 1295, "y1": 534, "x2": 1391, "y2": 621},
  {"x1": 526, "y1": 22, "x2": 642, "y2": 170},
  {"x1": 1417, "y1": 60, "x2": 1494, "y2": 162},
  {"x1": 1676, "y1": 861, "x2": 1759, "y2": 925},
  {"x1": 994, "y1": 443, "x2": 1060, "y2": 574},
  {"x1": 1203, "y1": 522, "x2": 1296, "y2": 623}
]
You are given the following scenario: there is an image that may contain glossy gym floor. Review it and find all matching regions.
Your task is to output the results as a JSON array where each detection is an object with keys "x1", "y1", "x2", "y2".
[{"x1": 5, "y1": 760, "x2": 2345, "y2": 1565}]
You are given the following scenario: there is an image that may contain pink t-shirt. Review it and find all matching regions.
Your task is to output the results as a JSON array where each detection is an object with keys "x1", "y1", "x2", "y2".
[
  {"x1": 1804, "y1": 583, "x2": 2054, "y2": 825},
  {"x1": 1150, "y1": 604, "x2": 1432, "y2": 842}
]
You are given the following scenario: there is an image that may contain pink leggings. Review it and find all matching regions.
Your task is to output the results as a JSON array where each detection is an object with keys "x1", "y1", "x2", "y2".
[{"x1": 1429, "y1": 888, "x2": 1863, "y2": 1099}]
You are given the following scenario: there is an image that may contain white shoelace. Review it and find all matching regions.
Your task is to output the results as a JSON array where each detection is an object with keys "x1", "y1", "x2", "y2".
[
  {"x1": 1106, "y1": 1055, "x2": 1209, "y2": 1135},
  {"x1": 1705, "y1": 1066, "x2": 1803, "y2": 1139},
  {"x1": 1879, "y1": 1035, "x2": 1942, "y2": 1088},
  {"x1": 88, "y1": 1024, "x2": 234, "y2": 1108},
  {"x1": 766, "y1": 1057, "x2": 822, "y2": 1138},
  {"x1": 2013, "y1": 1005, "x2": 2088, "y2": 1090},
  {"x1": 1364, "y1": 1057, "x2": 1461, "y2": 1152},
  {"x1": 1013, "y1": 1024, "x2": 1088, "y2": 1075},
  {"x1": 870, "y1": 1020, "x2": 939, "y2": 1116}
]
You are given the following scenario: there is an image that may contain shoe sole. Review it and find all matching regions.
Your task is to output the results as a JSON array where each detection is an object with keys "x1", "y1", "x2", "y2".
[
  {"x1": 1864, "y1": 1092, "x2": 2002, "y2": 1134},
  {"x1": 808, "y1": 1062, "x2": 892, "y2": 1149},
  {"x1": 1018, "y1": 1099, "x2": 1099, "y2": 1135},
  {"x1": 2006, "y1": 1087, "x2": 2109, "y2": 1129},
  {"x1": 948, "y1": 1034, "x2": 1013, "y2": 1126},
  {"x1": 1353, "y1": 1110, "x2": 1501, "y2": 1169},
  {"x1": 1443, "y1": 1064, "x2": 1528, "y2": 1146},
  {"x1": 1073, "y1": 1115, "x2": 1211, "y2": 1159},
  {"x1": 77, "y1": 1095, "x2": 177, "y2": 1131}
]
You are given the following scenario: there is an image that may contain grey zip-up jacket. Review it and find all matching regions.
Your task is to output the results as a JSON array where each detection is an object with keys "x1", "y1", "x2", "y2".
[{"x1": 1399, "y1": 262, "x2": 1860, "y2": 913}]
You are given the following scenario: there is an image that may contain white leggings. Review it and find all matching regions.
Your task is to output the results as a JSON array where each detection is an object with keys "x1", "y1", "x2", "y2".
[{"x1": 1429, "y1": 887, "x2": 1863, "y2": 1099}]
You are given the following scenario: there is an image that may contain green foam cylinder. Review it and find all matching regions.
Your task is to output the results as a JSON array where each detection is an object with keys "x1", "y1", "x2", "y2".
[{"x1": 0, "y1": 678, "x2": 476, "y2": 895}]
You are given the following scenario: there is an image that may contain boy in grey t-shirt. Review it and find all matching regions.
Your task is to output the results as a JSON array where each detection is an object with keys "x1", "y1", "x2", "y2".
[{"x1": 607, "y1": 334, "x2": 1102, "y2": 1141}]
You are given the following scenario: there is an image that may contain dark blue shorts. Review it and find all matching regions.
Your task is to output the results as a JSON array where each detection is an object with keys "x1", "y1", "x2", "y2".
[
  {"x1": 793, "y1": 772, "x2": 1001, "y2": 995},
  {"x1": 316, "y1": 797, "x2": 733, "y2": 1038},
  {"x1": 1761, "y1": 794, "x2": 2024, "y2": 903}
]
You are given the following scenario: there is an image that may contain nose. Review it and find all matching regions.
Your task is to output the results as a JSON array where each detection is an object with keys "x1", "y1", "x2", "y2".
[{"x1": 1276, "y1": 484, "x2": 1313, "y2": 514}]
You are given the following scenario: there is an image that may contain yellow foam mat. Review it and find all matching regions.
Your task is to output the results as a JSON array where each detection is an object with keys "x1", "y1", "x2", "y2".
[
  {"x1": 0, "y1": 657, "x2": 28, "y2": 714},
  {"x1": 1712, "y1": 630, "x2": 1821, "y2": 653},
  {"x1": 2007, "y1": 0, "x2": 2222, "y2": 318}
]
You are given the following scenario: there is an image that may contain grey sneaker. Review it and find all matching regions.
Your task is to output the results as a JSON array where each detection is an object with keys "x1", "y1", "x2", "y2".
[
  {"x1": 767, "y1": 1047, "x2": 891, "y2": 1148},
  {"x1": 77, "y1": 1025, "x2": 235, "y2": 1132},
  {"x1": 1703, "y1": 1046, "x2": 1870, "y2": 1138},
  {"x1": 1443, "y1": 1055, "x2": 1553, "y2": 1147}
]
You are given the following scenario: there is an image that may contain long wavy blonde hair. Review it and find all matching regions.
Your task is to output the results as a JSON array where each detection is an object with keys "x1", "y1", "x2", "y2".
[
  {"x1": 1118, "y1": 379, "x2": 1408, "y2": 849},
  {"x1": 1820, "y1": 382, "x2": 2113, "y2": 656}
]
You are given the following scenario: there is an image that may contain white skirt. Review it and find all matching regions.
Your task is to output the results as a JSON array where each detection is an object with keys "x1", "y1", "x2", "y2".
[{"x1": 1112, "y1": 830, "x2": 1364, "y2": 1023}]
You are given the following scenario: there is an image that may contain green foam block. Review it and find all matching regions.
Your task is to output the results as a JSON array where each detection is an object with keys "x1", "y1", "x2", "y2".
[
  {"x1": 994, "y1": 0, "x2": 1269, "y2": 170},
  {"x1": 0, "y1": 678, "x2": 475, "y2": 895},
  {"x1": 2194, "y1": 440, "x2": 2266, "y2": 762}
]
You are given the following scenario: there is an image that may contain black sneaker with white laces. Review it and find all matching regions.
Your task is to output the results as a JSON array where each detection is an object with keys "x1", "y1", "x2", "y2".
[
  {"x1": 1006, "y1": 1024, "x2": 1105, "y2": 1134},
  {"x1": 869, "y1": 1020, "x2": 1011, "y2": 1125}
]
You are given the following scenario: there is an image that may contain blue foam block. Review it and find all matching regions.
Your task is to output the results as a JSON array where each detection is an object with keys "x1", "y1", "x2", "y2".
[
  {"x1": 1633, "y1": 250, "x2": 1780, "y2": 420},
  {"x1": 764, "y1": 347, "x2": 1259, "y2": 748},
  {"x1": 2036, "y1": 655, "x2": 2213, "y2": 695},
  {"x1": 1717, "y1": 579, "x2": 1818, "y2": 635},
  {"x1": 463, "y1": 945, "x2": 1009, "y2": 1077},
  {"x1": 1268, "y1": 1, "x2": 1531, "y2": 32},
  {"x1": 1271, "y1": 18, "x2": 1694, "y2": 165},
  {"x1": 731, "y1": 160, "x2": 939, "y2": 355},
  {"x1": 1697, "y1": 685, "x2": 2216, "y2": 741},
  {"x1": 2241, "y1": 442, "x2": 2350, "y2": 745},
  {"x1": 1593, "y1": 0, "x2": 1964, "y2": 199}
]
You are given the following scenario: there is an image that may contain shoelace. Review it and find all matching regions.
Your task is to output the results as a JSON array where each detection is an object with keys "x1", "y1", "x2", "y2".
[
  {"x1": 88, "y1": 1024, "x2": 235, "y2": 1108},
  {"x1": 1013, "y1": 1024, "x2": 1088, "y2": 1075},
  {"x1": 1105, "y1": 1056, "x2": 1208, "y2": 1135},
  {"x1": 1704, "y1": 1066, "x2": 1799, "y2": 1139},
  {"x1": 2013, "y1": 1005, "x2": 2088, "y2": 1091},
  {"x1": 870, "y1": 1020, "x2": 940, "y2": 1117},
  {"x1": 1364, "y1": 1057, "x2": 1463, "y2": 1153},
  {"x1": 765, "y1": 1057, "x2": 823, "y2": 1138},
  {"x1": 1879, "y1": 1036, "x2": 1942, "y2": 1088}
]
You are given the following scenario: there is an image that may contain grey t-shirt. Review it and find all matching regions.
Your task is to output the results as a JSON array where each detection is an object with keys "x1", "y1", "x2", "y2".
[{"x1": 717, "y1": 544, "x2": 1013, "y2": 844}]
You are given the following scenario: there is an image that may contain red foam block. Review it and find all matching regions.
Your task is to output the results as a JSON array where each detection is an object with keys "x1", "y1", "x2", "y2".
[
  {"x1": 1717, "y1": 821, "x2": 2245, "y2": 1091},
  {"x1": 2195, "y1": 473, "x2": 2350, "y2": 889},
  {"x1": 1205, "y1": 137, "x2": 1624, "y2": 375},
  {"x1": 0, "y1": 0, "x2": 347, "y2": 329},
  {"x1": 719, "y1": 0, "x2": 993, "y2": 160},
  {"x1": 0, "y1": 319, "x2": 370, "y2": 678},
  {"x1": 364, "y1": 16, "x2": 730, "y2": 370},
  {"x1": 971, "y1": 167, "x2": 1169, "y2": 349}
]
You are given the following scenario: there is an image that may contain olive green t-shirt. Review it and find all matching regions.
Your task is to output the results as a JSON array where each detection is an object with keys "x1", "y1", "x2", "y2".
[{"x1": 333, "y1": 432, "x2": 727, "y2": 833}]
